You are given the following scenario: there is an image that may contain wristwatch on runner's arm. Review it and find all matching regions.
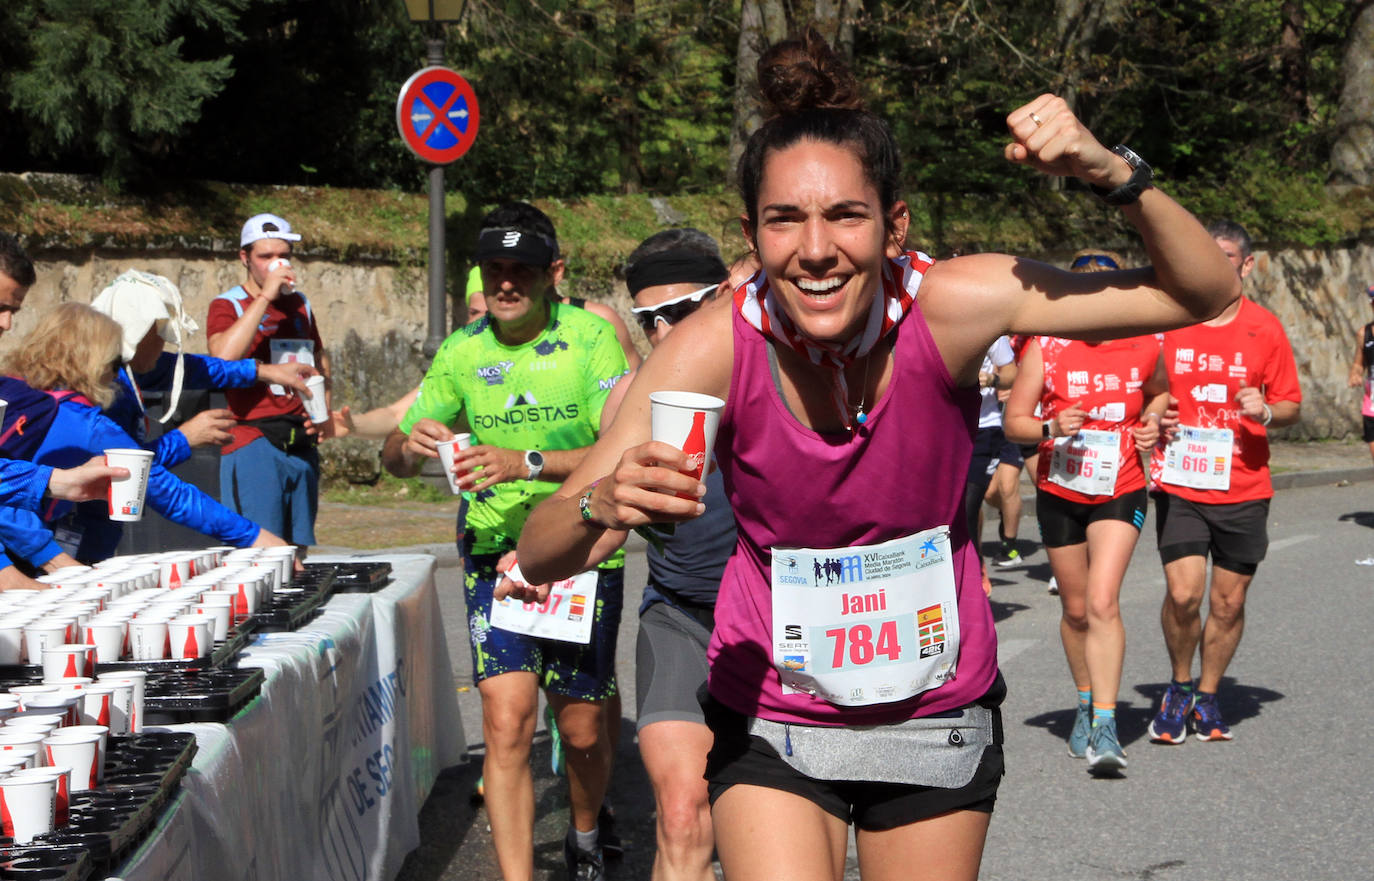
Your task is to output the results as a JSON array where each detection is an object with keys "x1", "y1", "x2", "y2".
[{"x1": 523, "y1": 450, "x2": 545, "y2": 481}]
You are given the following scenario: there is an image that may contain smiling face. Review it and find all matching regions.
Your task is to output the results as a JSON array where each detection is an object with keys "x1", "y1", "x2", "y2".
[{"x1": 746, "y1": 139, "x2": 906, "y2": 344}]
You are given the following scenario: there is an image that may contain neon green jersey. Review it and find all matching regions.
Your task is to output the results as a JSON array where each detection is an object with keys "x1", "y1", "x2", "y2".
[{"x1": 400, "y1": 300, "x2": 630, "y2": 555}]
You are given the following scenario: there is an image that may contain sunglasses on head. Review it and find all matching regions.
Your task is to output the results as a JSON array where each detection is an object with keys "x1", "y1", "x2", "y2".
[
  {"x1": 1070, "y1": 254, "x2": 1120, "y2": 270},
  {"x1": 631, "y1": 285, "x2": 716, "y2": 333}
]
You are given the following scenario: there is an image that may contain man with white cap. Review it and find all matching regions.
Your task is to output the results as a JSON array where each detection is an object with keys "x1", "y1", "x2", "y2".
[
  {"x1": 92, "y1": 268, "x2": 316, "y2": 468},
  {"x1": 206, "y1": 214, "x2": 331, "y2": 551}
]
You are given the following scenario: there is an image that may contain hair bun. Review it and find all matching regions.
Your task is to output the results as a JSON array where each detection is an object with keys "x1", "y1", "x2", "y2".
[{"x1": 757, "y1": 28, "x2": 863, "y2": 120}]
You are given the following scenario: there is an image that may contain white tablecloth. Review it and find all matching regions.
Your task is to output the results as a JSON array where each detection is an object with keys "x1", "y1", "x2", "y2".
[{"x1": 115, "y1": 554, "x2": 467, "y2": 881}]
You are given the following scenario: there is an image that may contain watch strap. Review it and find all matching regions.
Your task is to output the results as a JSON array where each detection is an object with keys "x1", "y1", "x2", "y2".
[{"x1": 1089, "y1": 144, "x2": 1153, "y2": 206}]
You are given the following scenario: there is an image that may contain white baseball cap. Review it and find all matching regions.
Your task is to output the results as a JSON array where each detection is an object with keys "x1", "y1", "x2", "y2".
[{"x1": 240, "y1": 213, "x2": 301, "y2": 248}]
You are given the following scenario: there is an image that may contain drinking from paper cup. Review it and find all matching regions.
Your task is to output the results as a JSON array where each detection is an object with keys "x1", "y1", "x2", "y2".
[
  {"x1": 103, "y1": 449, "x2": 154, "y2": 522},
  {"x1": 649, "y1": 391, "x2": 724, "y2": 497},
  {"x1": 298, "y1": 374, "x2": 328, "y2": 423},
  {"x1": 435, "y1": 433, "x2": 473, "y2": 495}
]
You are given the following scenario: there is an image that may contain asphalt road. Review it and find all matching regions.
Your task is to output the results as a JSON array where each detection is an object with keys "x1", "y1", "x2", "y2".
[{"x1": 396, "y1": 475, "x2": 1374, "y2": 881}]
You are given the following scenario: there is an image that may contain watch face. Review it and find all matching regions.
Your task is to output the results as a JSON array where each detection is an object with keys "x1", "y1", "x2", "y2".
[{"x1": 527, "y1": 451, "x2": 544, "y2": 467}]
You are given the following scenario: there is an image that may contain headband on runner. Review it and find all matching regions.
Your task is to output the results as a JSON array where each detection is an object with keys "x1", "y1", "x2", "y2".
[
  {"x1": 625, "y1": 252, "x2": 728, "y2": 296},
  {"x1": 474, "y1": 227, "x2": 559, "y2": 267}
]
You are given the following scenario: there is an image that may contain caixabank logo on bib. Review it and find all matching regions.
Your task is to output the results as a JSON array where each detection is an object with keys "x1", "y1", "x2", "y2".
[{"x1": 471, "y1": 390, "x2": 581, "y2": 430}]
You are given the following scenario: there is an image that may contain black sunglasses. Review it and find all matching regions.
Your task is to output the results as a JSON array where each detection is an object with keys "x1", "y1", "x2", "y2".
[
  {"x1": 1070, "y1": 254, "x2": 1120, "y2": 270},
  {"x1": 631, "y1": 285, "x2": 716, "y2": 333}
]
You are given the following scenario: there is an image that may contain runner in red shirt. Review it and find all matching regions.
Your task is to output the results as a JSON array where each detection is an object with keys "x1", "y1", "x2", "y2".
[
  {"x1": 1146, "y1": 220, "x2": 1301, "y2": 745},
  {"x1": 1006, "y1": 330, "x2": 1166, "y2": 774}
]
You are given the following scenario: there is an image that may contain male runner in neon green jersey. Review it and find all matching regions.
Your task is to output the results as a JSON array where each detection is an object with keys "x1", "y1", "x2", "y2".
[{"x1": 383, "y1": 202, "x2": 629, "y2": 881}]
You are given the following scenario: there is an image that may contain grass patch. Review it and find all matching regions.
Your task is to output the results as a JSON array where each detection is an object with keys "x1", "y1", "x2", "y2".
[{"x1": 322, "y1": 471, "x2": 457, "y2": 507}]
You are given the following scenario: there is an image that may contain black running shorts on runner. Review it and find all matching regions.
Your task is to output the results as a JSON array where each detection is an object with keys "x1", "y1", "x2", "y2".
[
  {"x1": 635, "y1": 601, "x2": 711, "y2": 730},
  {"x1": 1363, "y1": 415, "x2": 1374, "y2": 444},
  {"x1": 700, "y1": 687, "x2": 1005, "y2": 831},
  {"x1": 1036, "y1": 488, "x2": 1148, "y2": 548},
  {"x1": 1154, "y1": 492, "x2": 1270, "y2": 575},
  {"x1": 996, "y1": 438, "x2": 1024, "y2": 470}
]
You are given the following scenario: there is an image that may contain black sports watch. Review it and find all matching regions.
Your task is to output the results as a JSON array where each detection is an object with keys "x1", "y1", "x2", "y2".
[
  {"x1": 1090, "y1": 145, "x2": 1153, "y2": 206},
  {"x1": 523, "y1": 449, "x2": 545, "y2": 481}
]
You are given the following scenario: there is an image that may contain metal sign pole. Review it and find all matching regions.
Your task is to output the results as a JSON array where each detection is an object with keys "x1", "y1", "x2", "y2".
[{"x1": 424, "y1": 35, "x2": 447, "y2": 358}]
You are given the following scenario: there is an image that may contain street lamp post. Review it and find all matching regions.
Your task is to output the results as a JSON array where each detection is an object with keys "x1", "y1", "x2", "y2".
[{"x1": 403, "y1": 0, "x2": 467, "y2": 357}]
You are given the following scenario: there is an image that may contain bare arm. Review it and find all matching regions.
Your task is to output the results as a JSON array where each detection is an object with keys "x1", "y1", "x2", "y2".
[
  {"x1": 1350, "y1": 336, "x2": 1366, "y2": 388},
  {"x1": 1002, "y1": 340, "x2": 1047, "y2": 446},
  {"x1": 332, "y1": 388, "x2": 420, "y2": 441},
  {"x1": 518, "y1": 298, "x2": 734, "y2": 583},
  {"x1": 919, "y1": 95, "x2": 1241, "y2": 386},
  {"x1": 208, "y1": 296, "x2": 272, "y2": 360}
]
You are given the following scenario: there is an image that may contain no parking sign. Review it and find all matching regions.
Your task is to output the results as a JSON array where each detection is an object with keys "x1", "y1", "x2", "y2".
[{"x1": 395, "y1": 66, "x2": 480, "y2": 164}]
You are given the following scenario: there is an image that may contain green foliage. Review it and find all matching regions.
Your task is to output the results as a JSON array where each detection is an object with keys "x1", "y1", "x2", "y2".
[{"x1": 2, "y1": 0, "x2": 247, "y2": 183}]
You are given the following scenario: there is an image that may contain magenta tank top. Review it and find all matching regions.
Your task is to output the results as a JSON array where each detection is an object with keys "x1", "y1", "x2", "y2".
[{"x1": 707, "y1": 296, "x2": 999, "y2": 726}]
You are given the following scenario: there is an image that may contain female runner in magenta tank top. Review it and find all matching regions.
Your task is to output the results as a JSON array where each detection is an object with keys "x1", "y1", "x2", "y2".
[{"x1": 518, "y1": 30, "x2": 1240, "y2": 881}]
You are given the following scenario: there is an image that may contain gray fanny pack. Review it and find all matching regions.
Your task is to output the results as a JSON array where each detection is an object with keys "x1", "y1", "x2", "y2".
[{"x1": 747, "y1": 704, "x2": 1000, "y2": 789}]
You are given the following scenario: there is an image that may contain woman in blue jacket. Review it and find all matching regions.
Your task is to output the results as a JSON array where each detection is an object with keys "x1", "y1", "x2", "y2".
[
  {"x1": 91, "y1": 269, "x2": 315, "y2": 468},
  {"x1": 0, "y1": 303, "x2": 288, "y2": 563}
]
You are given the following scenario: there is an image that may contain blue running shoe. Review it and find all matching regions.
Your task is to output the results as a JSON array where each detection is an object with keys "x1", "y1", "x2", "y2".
[
  {"x1": 1191, "y1": 692, "x2": 1233, "y2": 741},
  {"x1": 546, "y1": 703, "x2": 566, "y2": 777},
  {"x1": 1085, "y1": 718, "x2": 1128, "y2": 774},
  {"x1": 564, "y1": 830, "x2": 606, "y2": 881},
  {"x1": 1147, "y1": 683, "x2": 1193, "y2": 744},
  {"x1": 1068, "y1": 702, "x2": 1092, "y2": 758}
]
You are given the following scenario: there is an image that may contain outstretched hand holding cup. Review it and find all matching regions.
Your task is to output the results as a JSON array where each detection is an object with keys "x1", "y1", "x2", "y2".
[
  {"x1": 649, "y1": 391, "x2": 724, "y2": 494},
  {"x1": 103, "y1": 449, "x2": 154, "y2": 522},
  {"x1": 577, "y1": 391, "x2": 723, "y2": 532}
]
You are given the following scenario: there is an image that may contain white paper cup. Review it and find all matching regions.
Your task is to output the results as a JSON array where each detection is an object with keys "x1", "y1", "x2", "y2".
[
  {"x1": 41, "y1": 644, "x2": 96, "y2": 682},
  {"x1": 192, "y1": 602, "x2": 232, "y2": 643},
  {"x1": 0, "y1": 731, "x2": 49, "y2": 762},
  {"x1": 0, "y1": 774, "x2": 55, "y2": 841},
  {"x1": 42, "y1": 733, "x2": 100, "y2": 791},
  {"x1": 96, "y1": 672, "x2": 144, "y2": 733},
  {"x1": 10, "y1": 766, "x2": 70, "y2": 827},
  {"x1": 129, "y1": 619, "x2": 168, "y2": 661},
  {"x1": 435, "y1": 433, "x2": 473, "y2": 495},
  {"x1": 0, "y1": 625, "x2": 24, "y2": 665},
  {"x1": 4, "y1": 714, "x2": 64, "y2": 734},
  {"x1": 84, "y1": 622, "x2": 126, "y2": 663},
  {"x1": 75, "y1": 686, "x2": 115, "y2": 730},
  {"x1": 157, "y1": 556, "x2": 195, "y2": 589},
  {"x1": 22, "y1": 621, "x2": 70, "y2": 665},
  {"x1": 298, "y1": 374, "x2": 328, "y2": 423},
  {"x1": 649, "y1": 391, "x2": 724, "y2": 495},
  {"x1": 167, "y1": 616, "x2": 211, "y2": 659},
  {"x1": 20, "y1": 693, "x2": 80, "y2": 727},
  {"x1": 103, "y1": 448, "x2": 154, "y2": 522},
  {"x1": 94, "y1": 681, "x2": 132, "y2": 735}
]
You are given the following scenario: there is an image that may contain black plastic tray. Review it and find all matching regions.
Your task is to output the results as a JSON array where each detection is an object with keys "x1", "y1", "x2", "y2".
[
  {"x1": 0, "y1": 843, "x2": 90, "y2": 880},
  {"x1": 0, "y1": 618, "x2": 260, "y2": 682},
  {"x1": 255, "y1": 566, "x2": 336, "y2": 631},
  {"x1": 1, "y1": 731, "x2": 197, "y2": 879},
  {"x1": 325, "y1": 561, "x2": 393, "y2": 593},
  {"x1": 142, "y1": 667, "x2": 265, "y2": 724}
]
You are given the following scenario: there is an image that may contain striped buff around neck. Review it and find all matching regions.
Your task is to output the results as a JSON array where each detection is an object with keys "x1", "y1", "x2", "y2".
[{"x1": 734, "y1": 250, "x2": 935, "y2": 428}]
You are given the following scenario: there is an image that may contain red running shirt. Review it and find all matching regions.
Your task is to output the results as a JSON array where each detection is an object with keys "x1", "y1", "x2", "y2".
[
  {"x1": 205, "y1": 286, "x2": 324, "y2": 453},
  {"x1": 1033, "y1": 335, "x2": 1163, "y2": 504},
  {"x1": 1150, "y1": 298, "x2": 1300, "y2": 503}
]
